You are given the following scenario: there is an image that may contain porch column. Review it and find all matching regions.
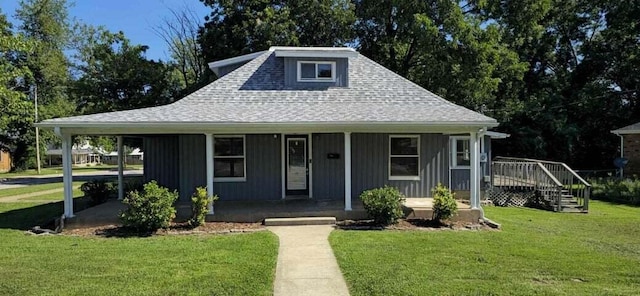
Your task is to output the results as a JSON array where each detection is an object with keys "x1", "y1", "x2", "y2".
[
  {"x1": 205, "y1": 133, "x2": 215, "y2": 214},
  {"x1": 61, "y1": 133, "x2": 74, "y2": 218},
  {"x1": 117, "y1": 136, "x2": 124, "y2": 200},
  {"x1": 470, "y1": 131, "x2": 480, "y2": 209},
  {"x1": 344, "y1": 132, "x2": 352, "y2": 211}
]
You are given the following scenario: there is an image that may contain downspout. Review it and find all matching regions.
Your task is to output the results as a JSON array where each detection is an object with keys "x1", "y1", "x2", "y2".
[{"x1": 615, "y1": 132, "x2": 624, "y2": 178}]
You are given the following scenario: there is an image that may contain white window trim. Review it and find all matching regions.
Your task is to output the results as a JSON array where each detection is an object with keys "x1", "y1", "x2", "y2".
[
  {"x1": 450, "y1": 136, "x2": 471, "y2": 169},
  {"x1": 296, "y1": 61, "x2": 337, "y2": 82},
  {"x1": 389, "y1": 135, "x2": 420, "y2": 181},
  {"x1": 213, "y1": 135, "x2": 247, "y2": 182}
]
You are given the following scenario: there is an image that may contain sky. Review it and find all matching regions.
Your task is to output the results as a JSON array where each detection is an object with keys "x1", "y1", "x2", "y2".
[{"x1": 0, "y1": 0, "x2": 211, "y2": 61}]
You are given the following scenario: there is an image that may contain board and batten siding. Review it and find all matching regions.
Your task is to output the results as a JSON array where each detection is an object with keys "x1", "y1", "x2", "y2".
[
  {"x1": 312, "y1": 133, "x2": 345, "y2": 200},
  {"x1": 351, "y1": 133, "x2": 450, "y2": 198},
  {"x1": 283, "y1": 57, "x2": 349, "y2": 88},
  {"x1": 143, "y1": 136, "x2": 180, "y2": 191}
]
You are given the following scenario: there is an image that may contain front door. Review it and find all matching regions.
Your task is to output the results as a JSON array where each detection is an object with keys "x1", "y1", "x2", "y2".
[{"x1": 285, "y1": 135, "x2": 309, "y2": 196}]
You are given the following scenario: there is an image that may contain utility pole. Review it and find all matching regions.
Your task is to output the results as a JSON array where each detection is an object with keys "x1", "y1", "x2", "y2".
[{"x1": 34, "y1": 84, "x2": 41, "y2": 174}]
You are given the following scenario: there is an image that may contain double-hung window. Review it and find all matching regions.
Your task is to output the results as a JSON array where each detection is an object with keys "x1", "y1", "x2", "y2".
[
  {"x1": 451, "y1": 137, "x2": 470, "y2": 168},
  {"x1": 389, "y1": 135, "x2": 420, "y2": 180},
  {"x1": 214, "y1": 136, "x2": 246, "y2": 181},
  {"x1": 297, "y1": 61, "x2": 336, "y2": 82}
]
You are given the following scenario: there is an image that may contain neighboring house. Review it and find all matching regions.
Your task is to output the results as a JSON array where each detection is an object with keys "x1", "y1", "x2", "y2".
[
  {"x1": 612, "y1": 122, "x2": 640, "y2": 175},
  {"x1": 38, "y1": 46, "x2": 500, "y2": 218},
  {"x1": 0, "y1": 150, "x2": 11, "y2": 173},
  {"x1": 102, "y1": 148, "x2": 144, "y2": 165},
  {"x1": 45, "y1": 142, "x2": 102, "y2": 166}
]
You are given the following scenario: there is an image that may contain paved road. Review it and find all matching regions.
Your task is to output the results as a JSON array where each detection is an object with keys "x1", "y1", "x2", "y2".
[
  {"x1": 269, "y1": 225, "x2": 350, "y2": 296},
  {"x1": 0, "y1": 170, "x2": 143, "y2": 190}
]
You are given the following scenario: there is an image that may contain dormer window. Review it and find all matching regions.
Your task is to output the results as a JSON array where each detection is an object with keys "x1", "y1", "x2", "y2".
[{"x1": 297, "y1": 61, "x2": 336, "y2": 82}]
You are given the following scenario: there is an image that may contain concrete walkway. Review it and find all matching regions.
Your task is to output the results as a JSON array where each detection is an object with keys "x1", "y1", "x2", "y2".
[{"x1": 269, "y1": 225, "x2": 350, "y2": 296}]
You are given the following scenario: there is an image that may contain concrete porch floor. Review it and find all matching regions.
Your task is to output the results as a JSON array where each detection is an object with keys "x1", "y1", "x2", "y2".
[{"x1": 65, "y1": 197, "x2": 480, "y2": 229}]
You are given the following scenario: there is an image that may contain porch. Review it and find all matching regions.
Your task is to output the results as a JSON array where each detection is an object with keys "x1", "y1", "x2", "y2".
[{"x1": 64, "y1": 197, "x2": 477, "y2": 229}]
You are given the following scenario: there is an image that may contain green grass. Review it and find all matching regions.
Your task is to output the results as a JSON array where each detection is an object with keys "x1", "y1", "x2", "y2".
[
  {"x1": 19, "y1": 188, "x2": 84, "y2": 201},
  {"x1": 0, "y1": 202, "x2": 279, "y2": 296},
  {"x1": 330, "y1": 201, "x2": 640, "y2": 296},
  {"x1": 0, "y1": 182, "x2": 84, "y2": 198},
  {"x1": 0, "y1": 165, "x2": 143, "y2": 178}
]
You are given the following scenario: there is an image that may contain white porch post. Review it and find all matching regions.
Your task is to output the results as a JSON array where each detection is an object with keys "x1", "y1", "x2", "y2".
[
  {"x1": 470, "y1": 131, "x2": 480, "y2": 209},
  {"x1": 344, "y1": 132, "x2": 352, "y2": 211},
  {"x1": 61, "y1": 133, "x2": 74, "y2": 218},
  {"x1": 117, "y1": 136, "x2": 124, "y2": 200},
  {"x1": 205, "y1": 133, "x2": 215, "y2": 214}
]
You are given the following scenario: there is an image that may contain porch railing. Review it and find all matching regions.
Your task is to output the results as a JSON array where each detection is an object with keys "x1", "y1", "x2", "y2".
[{"x1": 492, "y1": 157, "x2": 590, "y2": 212}]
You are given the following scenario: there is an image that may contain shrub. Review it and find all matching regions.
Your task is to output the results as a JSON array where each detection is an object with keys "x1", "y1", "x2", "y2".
[
  {"x1": 591, "y1": 178, "x2": 640, "y2": 205},
  {"x1": 120, "y1": 181, "x2": 178, "y2": 232},
  {"x1": 189, "y1": 187, "x2": 218, "y2": 227},
  {"x1": 80, "y1": 179, "x2": 115, "y2": 205},
  {"x1": 360, "y1": 186, "x2": 405, "y2": 226},
  {"x1": 432, "y1": 183, "x2": 458, "y2": 222}
]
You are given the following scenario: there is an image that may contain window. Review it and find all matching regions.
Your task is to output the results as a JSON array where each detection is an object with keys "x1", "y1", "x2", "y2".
[
  {"x1": 214, "y1": 136, "x2": 246, "y2": 181},
  {"x1": 297, "y1": 61, "x2": 336, "y2": 82},
  {"x1": 389, "y1": 135, "x2": 420, "y2": 180},
  {"x1": 451, "y1": 137, "x2": 470, "y2": 168}
]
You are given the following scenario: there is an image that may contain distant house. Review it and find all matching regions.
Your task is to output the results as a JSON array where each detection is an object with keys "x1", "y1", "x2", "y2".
[
  {"x1": 102, "y1": 148, "x2": 143, "y2": 165},
  {"x1": 38, "y1": 46, "x2": 500, "y2": 219},
  {"x1": 612, "y1": 122, "x2": 640, "y2": 175},
  {"x1": 45, "y1": 142, "x2": 102, "y2": 166},
  {"x1": 0, "y1": 150, "x2": 11, "y2": 173}
]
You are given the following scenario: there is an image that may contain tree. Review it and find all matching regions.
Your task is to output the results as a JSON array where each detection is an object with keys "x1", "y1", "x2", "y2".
[
  {"x1": 153, "y1": 5, "x2": 207, "y2": 96},
  {"x1": 0, "y1": 10, "x2": 35, "y2": 172},
  {"x1": 198, "y1": 0, "x2": 356, "y2": 75},
  {"x1": 12, "y1": 0, "x2": 75, "y2": 170},
  {"x1": 71, "y1": 25, "x2": 180, "y2": 114}
]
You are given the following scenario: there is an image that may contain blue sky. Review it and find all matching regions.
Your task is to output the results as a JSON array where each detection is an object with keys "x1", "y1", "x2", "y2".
[{"x1": 0, "y1": 0, "x2": 211, "y2": 61}]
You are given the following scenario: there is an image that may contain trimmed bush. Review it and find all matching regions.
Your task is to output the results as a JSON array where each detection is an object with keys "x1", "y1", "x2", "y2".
[
  {"x1": 591, "y1": 178, "x2": 640, "y2": 205},
  {"x1": 120, "y1": 181, "x2": 178, "y2": 232},
  {"x1": 432, "y1": 183, "x2": 458, "y2": 222},
  {"x1": 360, "y1": 186, "x2": 405, "y2": 226},
  {"x1": 80, "y1": 179, "x2": 114, "y2": 205},
  {"x1": 189, "y1": 187, "x2": 218, "y2": 227}
]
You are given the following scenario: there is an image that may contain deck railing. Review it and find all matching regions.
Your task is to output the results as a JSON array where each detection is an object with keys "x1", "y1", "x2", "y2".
[{"x1": 493, "y1": 157, "x2": 590, "y2": 211}]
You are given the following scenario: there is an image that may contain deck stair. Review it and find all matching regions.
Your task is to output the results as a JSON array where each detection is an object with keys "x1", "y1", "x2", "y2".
[{"x1": 492, "y1": 157, "x2": 590, "y2": 213}]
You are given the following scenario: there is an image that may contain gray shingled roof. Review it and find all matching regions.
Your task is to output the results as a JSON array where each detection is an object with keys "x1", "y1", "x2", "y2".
[
  {"x1": 40, "y1": 49, "x2": 497, "y2": 128},
  {"x1": 612, "y1": 122, "x2": 640, "y2": 134}
]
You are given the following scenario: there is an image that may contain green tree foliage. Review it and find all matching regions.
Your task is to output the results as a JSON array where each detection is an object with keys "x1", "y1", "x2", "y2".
[
  {"x1": 198, "y1": 0, "x2": 356, "y2": 72},
  {"x1": 71, "y1": 25, "x2": 181, "y2": 114},
  {"x1": 9, "y1": 0, "x2": 75, "y2": 170},
  {"x1": 0, "y1": 11, "x2": 34, "y2": 171}
]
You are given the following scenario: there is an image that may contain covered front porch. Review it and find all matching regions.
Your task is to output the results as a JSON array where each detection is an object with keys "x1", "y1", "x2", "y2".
[{"x1": 64, "y1": 197, "x2": 477, "y2": 229}]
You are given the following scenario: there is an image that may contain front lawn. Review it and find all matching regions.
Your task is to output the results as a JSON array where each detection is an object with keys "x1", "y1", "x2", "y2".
[
  {"x1": 0, "y1": 181, "x2": 84, "y2": 198},
  {"x1": 0, "y1": 202, "x2": 279, "y2": 296},
  {"x1": 330, "y1": 201, "x2": 640, "y2": 295}
]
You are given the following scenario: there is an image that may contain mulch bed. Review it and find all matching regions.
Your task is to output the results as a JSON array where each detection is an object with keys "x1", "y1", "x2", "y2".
[
  {"x1": 336, "y1": 219, "x2": 496, "y2": 231},
  {"x1": 63, "y1": 221, "x2": 265, "y2": 237}
]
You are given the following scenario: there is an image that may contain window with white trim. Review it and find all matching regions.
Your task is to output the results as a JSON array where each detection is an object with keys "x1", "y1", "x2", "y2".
[
  {"x1": 389, "y1": 135, "x2": 420, "y2": 180},
  {"x1": 297, "y1": 61, "x2": 336, "y2": 82},
  {"x1": 451, "y1": 137, "x2": 470, "y2": 168},
  {"x1": 214, "y1": 136, "x2": 246, "y2": 181}
]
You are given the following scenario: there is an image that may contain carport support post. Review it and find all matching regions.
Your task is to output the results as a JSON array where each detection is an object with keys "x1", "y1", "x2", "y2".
[
  {"x1": 117, "y1": 136, "x2": 124, "y2": 200},
  {"x1": 61, "y1": 133, "x2": 74, "y2": 218},
  {"x1": 205, "y1": 133, "x2": 214, "y2": 214},
  {"x1": 344, "y1": 132, "x2": 352, "y2": 211},
  {"x1": 470, "y1": 131, "x2": 480, "y2": 209}
]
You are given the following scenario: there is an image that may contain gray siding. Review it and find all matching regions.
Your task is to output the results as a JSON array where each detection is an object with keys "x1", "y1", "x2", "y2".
[
  {"x1": 178, "y1": 135, "x2": 206, "y2": 201},
  {"x1": 351, "y1": 133, "x2": 449, "y2": 198},
  {"x1": 213, "y1": 134, "x2": 282, "y2": 201},
  {"x1": 143, "y1": 136, "x2": 180, "y2": 191},
  {"x1": 312, "y1": 133, "x2": 345, "y2": 200},
  {"x1": 283, "y1": 57, "x2": 349, "y2": 88},
  {"x1": 451, "y1": 169, "x2": 470, "y2": 191}
]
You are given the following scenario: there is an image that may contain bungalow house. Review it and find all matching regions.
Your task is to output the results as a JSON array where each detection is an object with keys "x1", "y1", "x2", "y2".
[
  {"x1": 37, "y1": 46, "x2": 500, "y2": 220},
  {"x1": 0, "y1": 150, "x2": 11, "y2": 173},
  {"x1": 612, "y1": 122, "x2": 640, "y2": 175}
]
